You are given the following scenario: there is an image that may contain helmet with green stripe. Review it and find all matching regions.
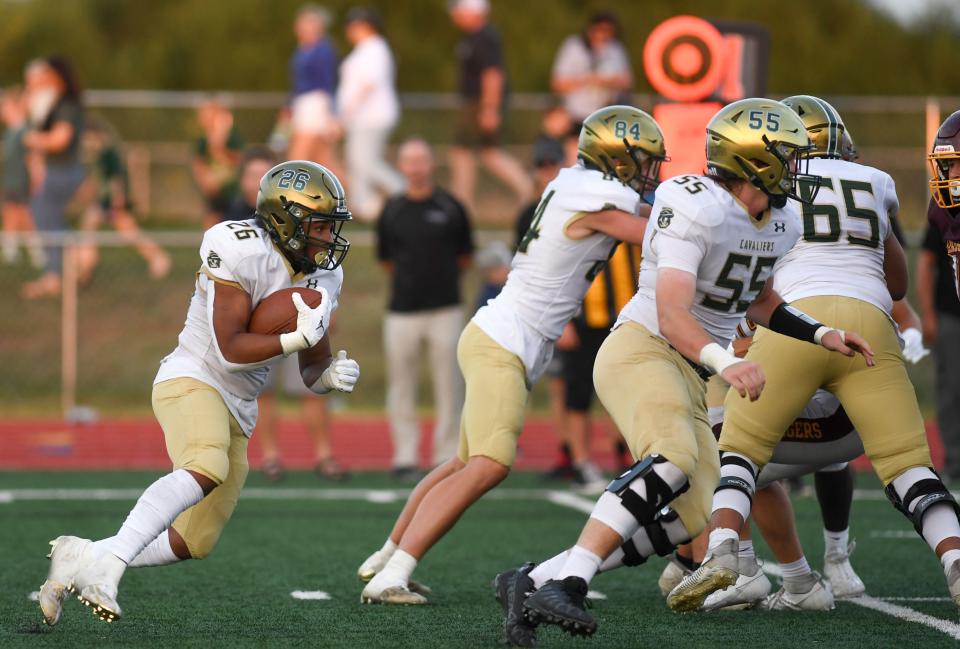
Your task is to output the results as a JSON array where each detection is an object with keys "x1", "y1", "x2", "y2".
[{"x1": 781, "y1": 95, "x2": 846, "y2": 159}]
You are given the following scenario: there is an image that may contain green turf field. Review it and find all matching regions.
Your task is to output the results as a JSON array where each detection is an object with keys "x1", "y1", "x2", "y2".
[{"x1": 2, "y1": 470, "x2": 958, "y2": 648}]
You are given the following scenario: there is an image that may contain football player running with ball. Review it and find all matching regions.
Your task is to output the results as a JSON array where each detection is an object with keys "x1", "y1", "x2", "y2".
[
  {"x1": 670, "y1": 95, "x2": 960, "y2": 613},
  {"x1": 357, "y1": 106, "x2": 666, "y2": 613},
  {"x1": 38, "y1": 161, "x2": 360, "y2": 625},
  {"x1": 495, "y1": 98, "x2": 873, "y2": 645}
]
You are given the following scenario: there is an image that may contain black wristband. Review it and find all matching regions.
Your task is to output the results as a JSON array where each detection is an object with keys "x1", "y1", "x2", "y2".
[{"x1": 768, "y1": 303, "x2": 824, "y2": 344}]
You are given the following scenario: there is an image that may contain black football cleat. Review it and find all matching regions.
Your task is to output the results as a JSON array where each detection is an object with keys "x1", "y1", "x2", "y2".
[
  {"x1": 522, "y1": 576, "x2": 595, "y2": 637},
  {"x1": 494, "y1": 562, "x2": 538, "y2": 647}
]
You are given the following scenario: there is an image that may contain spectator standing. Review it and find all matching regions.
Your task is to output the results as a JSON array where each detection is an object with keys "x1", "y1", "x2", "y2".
[
  {"x1": 74, "y1": 117, "x2": 171, "y2": 284},
  {"x1": 1, "y1": 86, "x2": 44, "y2": 268},
  {"x1": 192, "y1": 99, "x2": 243, "y2": 230},
  {"x1": 337, "y1": 8, "x2": 405, "y2": 221},
  {"x1": 288, "y1": 4, "x2": 341, "y2": 172},
  {"x1": 551, "y1": 12, "x2": 633, "y2": 128},
  {"x1": 448, "y1": 0, "x2": 532, "y2": 214},
  {"x1": 918, "y1": 221, "x2": 960, "y2": 480},
  {"x1": 473, "y1": 240, "x2": 511, "y2": 313},
  {"x1": 376, "y1": 138, "x2": 474, "y2": 480},
  {"x1": 21, "y1": 56, "x2": 86, "y2": 299}
]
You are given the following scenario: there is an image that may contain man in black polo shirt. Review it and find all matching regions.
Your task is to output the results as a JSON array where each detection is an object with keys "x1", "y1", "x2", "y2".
[
  {"x1": 919, "y1": 220, "x2": 960, "y2": 481},
  {"x1": 377, "y1": 138, "x2": 474, "y2": 480},
  {"x1": 448, "y1": 0, "x2": 532, "y2": 214}
]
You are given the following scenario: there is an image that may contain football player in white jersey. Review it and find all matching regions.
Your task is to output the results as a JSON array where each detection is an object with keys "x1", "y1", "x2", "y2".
[
  {"x1": 494, "y1": 98, "x2": 872, "y2": 643},
  {"x1": 37, "y1": 161, "x2": 361, "y2": 625},
  {"x1": 356, "y1": 106, "x2": 666, "y2": 615},
  {"x1": 670, "y1": 95, "x2": 960, "y2": 613}
]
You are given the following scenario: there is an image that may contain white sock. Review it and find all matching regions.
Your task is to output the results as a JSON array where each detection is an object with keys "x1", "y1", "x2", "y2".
[
  {"x1": 530, "y1": 550, "x2": 570, "y2": 588},
  {"x1": 380, "y1": 538, "x2": 398, "y2": 557},
  {"x1": 940, "y1": 548, "x2": 960, "y2": 574},
  {"x1": 556, "y1": 545, "x2": 602, "y2": 584},
  {"x1": 780, "y1": 556, "x2": 812, "y2": 579},
  {"x1": 376, "y1": 550, "x2": 418, "y2": 587},
  {"x1": 707, "y1": 527, "x2": 739, "y2": 554},
  {"x1": 99, "y1": 469, "x2": 205, "y2": 563},
  {"x1": 824, "y1": 527, "x2": 849, "y2": 556},
  {"x1": 126, "y1": 532, "x2": 181, "y2": 568},
  {"x1": 738, "y1": 539, "x2": 755, "y2": 561},
  {"x1": 921, "y1": 503, "x2": 960, "y2": 552}
]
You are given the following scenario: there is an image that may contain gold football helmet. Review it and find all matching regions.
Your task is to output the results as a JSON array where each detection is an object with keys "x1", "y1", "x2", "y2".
[
  {"x1": 840, "y1": 129, "x2": 859, "y2": 162},
  {"x1": 256, "y1": 160, "x2": 351, "y2": 272},
  {"x1": 706, "y1": 98, "x2": 819, "y2": 208},
  {"x1": 578, "y1": 105, "x2": 668, "y2": 196},
  {"x1": 928, "y1": 110, "x2": 960, "y2": 209},
  {"x1": 781, "y1": 95, "x2": 847, "y2": 159}
]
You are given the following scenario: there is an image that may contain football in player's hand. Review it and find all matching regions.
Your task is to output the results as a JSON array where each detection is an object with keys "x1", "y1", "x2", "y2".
[{"x1": 248, "y1": 288, "x2": 323, "y2": 335}]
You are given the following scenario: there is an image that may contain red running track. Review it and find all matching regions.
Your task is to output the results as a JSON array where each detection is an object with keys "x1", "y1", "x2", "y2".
[{"x1": 0, "y1": 417, "x2": 946, "y2": 472}]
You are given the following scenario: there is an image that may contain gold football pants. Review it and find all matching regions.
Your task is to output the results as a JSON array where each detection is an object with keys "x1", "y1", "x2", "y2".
[
  {"x1": 720, "y1": 296, "x2": 930, "y2": 485},
  {"x1": 455, "y1": 322, "x2": 529, "y2": 468},
  {"x1": 593, "y1": 322, "x2": 718, "y2": 538},
  {"x1": 152, "y1": 377, "x2": 249, "y2": 558}
]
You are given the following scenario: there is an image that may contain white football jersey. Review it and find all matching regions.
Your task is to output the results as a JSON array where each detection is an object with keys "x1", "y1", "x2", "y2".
[
  {"x1": 154, "y1": 219, "x2": 343, "y2": 436},
  {"x1": 472, "y1": 164, "x2": 639, "y2": 383},
  {"x1": 617, "y1": 175, "x2": 802, "y2": 348},
  {"x1": 773, "y1": 157, "x2": 897, "y2": 313}
]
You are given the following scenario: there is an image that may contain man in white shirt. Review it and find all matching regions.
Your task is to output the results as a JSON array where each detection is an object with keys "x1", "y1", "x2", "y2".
[
  {"x1": 551, "y1": 12, "x2": 633, "y2": 126},
  {"x1": 337, "y1": 8, "x2": 405, "y2": 220}
]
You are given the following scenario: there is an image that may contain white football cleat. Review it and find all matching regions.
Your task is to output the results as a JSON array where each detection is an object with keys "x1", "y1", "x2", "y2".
[
  {"x1": 658, "y1": 555, "x2": 692, "y2": 598},
  {"x1": 946, "y1": 558, "x2": 960, "y2": 609},
  {"x1": 823, "y1": 541, "x2": 865, "y2": 598},
  {"x1": 360, "y1": 573, "x2": 428, "y2": 605},
  {"x1": 73, "y1": 551, "x2": 126, "y2": 622},
  {"x1": 39, "y1": 535, "x2": 93, "y2": 625},
  {"x1": 667, "y1": 538, "x2": 738, "y2": 612},
  {"x1": 762, "y1": 574, "x2": 835, "y2": 611},
  {"x1": 357, "y1": 549, "x2": 432, "y2": 595},
  {"x1": 702, "y1": 566, "x2": 772, "y2": 611}
]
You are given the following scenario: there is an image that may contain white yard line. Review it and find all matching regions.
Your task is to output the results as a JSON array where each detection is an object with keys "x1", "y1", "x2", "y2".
[
  {"x1": 846, "y1": 596, "x2": 960, "y2": 640},
  {"x1": 544, "y1": 490, "x2": 596, "y2": 514},
  {"x1": 0, "y1": 486, "x2": 568, "y2": 504},
  {"x1": 869, "y1": 530, "x2": 921, "y2": 539}
]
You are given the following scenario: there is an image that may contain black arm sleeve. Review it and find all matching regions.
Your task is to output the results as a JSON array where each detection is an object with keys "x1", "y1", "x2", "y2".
[{"x1": 768, "y1": 303, "x2": 825, "y2": 344}]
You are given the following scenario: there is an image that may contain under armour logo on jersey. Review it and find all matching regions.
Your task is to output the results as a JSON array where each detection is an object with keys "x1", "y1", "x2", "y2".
[
  {"x1": 657, "y1": 207, "x2": 674, "y2": 229},
  {"x1": 207, "y1": 251, "x2": 222, "y2": 268},
  {"x1": 774, "y1": 222, "x2": 786, "y2": 233}
]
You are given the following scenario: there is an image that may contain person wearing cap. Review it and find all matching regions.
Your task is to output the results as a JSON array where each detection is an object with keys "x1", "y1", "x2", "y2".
[
  {"x1": 473, "y1": 240, "x2": 512, "y2": 313},
  {"x1": 552, "y1": 12, "x2": 634, "y2": 130},
  {"x1": 448, "y1": 0, "x2": 533, "y2": 215},
  {"x1": 337, "y1": 8, "x2": 405, "y2": 221},
  {"x1": 376, "y1": 138, "x2": 474, "y2": 481}
]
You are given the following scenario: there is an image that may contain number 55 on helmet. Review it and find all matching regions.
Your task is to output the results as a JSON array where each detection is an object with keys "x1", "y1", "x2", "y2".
[
  {"x1": 256, "y1": 160, "x2": 352, "y2": 273},
  {"x1": 705, "y1": 98, "x2": 820, "y2": 208}
]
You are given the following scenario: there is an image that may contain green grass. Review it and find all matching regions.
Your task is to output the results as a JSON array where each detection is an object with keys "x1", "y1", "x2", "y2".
[{"x1": 1, "y1": 470, "x2": 958, "y2": 648}]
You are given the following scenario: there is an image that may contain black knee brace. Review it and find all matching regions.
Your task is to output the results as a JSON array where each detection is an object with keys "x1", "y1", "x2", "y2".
[
  {"x1": 606, "y1": 455, "x2": 689, "y2": 525},
  {"x1": 884, "y1": 473, "x2": 960, "y2": 535}
]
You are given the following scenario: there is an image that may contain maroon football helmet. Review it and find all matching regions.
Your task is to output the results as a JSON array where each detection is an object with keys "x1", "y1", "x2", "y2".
[{"x1": 929, "y1": 110, "x2": 960, "y2": 209}]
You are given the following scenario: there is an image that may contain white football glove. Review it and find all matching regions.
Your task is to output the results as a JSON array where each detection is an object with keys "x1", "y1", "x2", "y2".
[
  {"x1": 279, "y1": 288, "x2": 332, "y2": 356},
  {"x1": 901, "y1": 327, "x2": 930, "y2": 364},
  {"x1": 312, "y1": 350, "x2": 360, "y2": 394}
]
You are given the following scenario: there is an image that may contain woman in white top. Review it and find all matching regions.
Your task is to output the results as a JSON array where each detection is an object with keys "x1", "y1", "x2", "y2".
[{"x1": 337, "y1": 8, "x2": 405, "y2": 220}]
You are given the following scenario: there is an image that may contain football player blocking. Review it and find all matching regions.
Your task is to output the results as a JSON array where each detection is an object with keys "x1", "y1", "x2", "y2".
[
  {"x1": 357, "y1": 106, "x2": 667, "y2": 607},
  {"x1": 493, "y1": 97, "x2": 875, "y2": 645},
  {"x1": 38, "y1": 161, "x2": 361, "y2": 625},
  {"x1": 669, "y1": 97, "x2": 960, "y2": 614}
]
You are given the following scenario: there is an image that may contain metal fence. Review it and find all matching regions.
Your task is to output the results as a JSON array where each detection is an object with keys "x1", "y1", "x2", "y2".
[{"x1": 73, "y1": 91, "x2": 959, "y2": 228}]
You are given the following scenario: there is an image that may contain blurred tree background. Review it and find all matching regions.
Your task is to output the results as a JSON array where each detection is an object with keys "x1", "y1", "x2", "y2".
[{"x1": 0, "y1": 0, "x2": 958, "y2": 95}]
